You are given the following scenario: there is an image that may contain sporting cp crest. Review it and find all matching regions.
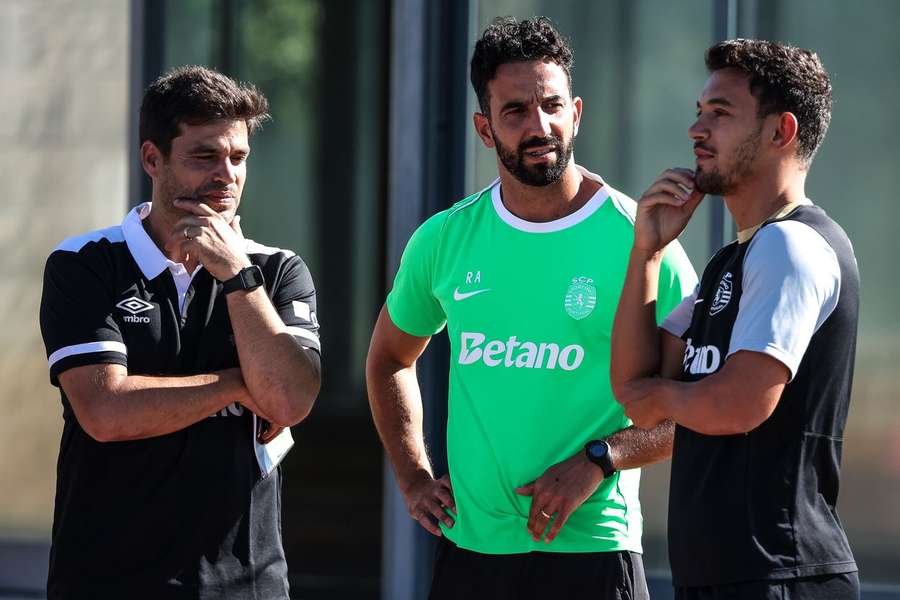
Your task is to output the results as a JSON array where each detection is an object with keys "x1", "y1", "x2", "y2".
[
  {"x1": 709, "y1": 272, "x2": 733, "y2": 316},
  {"x1": 564, "y1": 276, "x2": 597, "y2": 320}
]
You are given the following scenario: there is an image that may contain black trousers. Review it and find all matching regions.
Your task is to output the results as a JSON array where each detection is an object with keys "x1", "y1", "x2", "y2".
[
  {"x1": 428, "y1": 538, "x2": 649, "y2": 600},
  {"x1": 675, "y1": 572, "x2": 860, "y2": 600}
]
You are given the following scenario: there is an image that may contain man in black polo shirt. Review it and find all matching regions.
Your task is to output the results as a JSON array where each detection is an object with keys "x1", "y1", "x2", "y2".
[
  {"x1": 39, "y1": 66, "x2": 321, "y2": 599},
  {"x1": 610, "y1": 40, "x2": 859, "y2": 599}
]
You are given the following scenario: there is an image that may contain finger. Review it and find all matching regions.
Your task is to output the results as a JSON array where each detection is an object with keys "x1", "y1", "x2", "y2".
[
  {"x1": 424, "y1": 497, "x2": 455, "y2": 528},
  {"x1": 639, "y1": 192, "x2": 689, "y2": 210},
  {"x1": 434, "y1": 485, "x2": 456, "y2": 513},
  {"x1": 644, "y1": 179, "x2": 693, "y2": 202},
  {"x1": 412, "y1": 510, "x2": 443, "y2": 537},
  {"x1": 173, "y1": 198, "x2": 220, "y2": 217},
  {"x1": 231, "y1": 214, "x2": 244, "y2": 237},
  {"x1": 260, "y1": 425, "x2": 284, "y2": 444},
  {"x1": 529, "y1": 502, "x2": 556, "y2": 540},
  {"x1": 660, "y1": 167, "x2": 696, "y2": 189},
  {"x1": 544, "y1": 506, "x2": 572, "y2": 543},
  {"x1": 515, "y1": 482, "x2": 535, "y2": 496}
]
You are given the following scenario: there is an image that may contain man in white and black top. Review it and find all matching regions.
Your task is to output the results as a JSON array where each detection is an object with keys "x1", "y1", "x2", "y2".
[
  {"x1": 39, "y1": 66, "x2": 321, "y2": 599},
  {"x1": 610, "y1": 40, "x2": 859, "y2": 599}
]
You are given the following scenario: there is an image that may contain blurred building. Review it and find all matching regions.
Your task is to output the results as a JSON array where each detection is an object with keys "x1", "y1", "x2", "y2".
[{"x1": 1, "y1": 1, "x2": 898, "y2": 598}]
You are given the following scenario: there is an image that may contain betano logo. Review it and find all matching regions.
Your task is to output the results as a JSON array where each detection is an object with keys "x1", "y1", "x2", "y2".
[
  {"x1": 682, "y1": 337, "x2": 721, "y2": 375},
  {"x1": 458, "y1": 332, "x2": 585, "y2": 371}
]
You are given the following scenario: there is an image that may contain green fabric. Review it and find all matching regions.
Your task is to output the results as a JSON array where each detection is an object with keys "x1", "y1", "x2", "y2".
[{"x1": 386, "y1": 177, "x2": 697, "y2": 554}]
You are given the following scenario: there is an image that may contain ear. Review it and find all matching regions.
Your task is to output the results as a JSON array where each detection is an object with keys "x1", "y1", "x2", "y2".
[
  {"x1": 572, "y1": 96, "x2": 583, "y2": 137},
  {"x1": 473, "y1": 112, "x2": 495, "y2": 149},
  {"x1": 771, "y1": 112, "x2": 799, "y2": 151},
  {"x1": 140, "y1": 141, "x2": 164, "y2": 179}
]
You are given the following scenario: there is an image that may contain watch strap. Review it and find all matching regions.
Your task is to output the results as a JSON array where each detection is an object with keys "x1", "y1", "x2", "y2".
[{"x1": 222, "y1": 264, "x2": 264, "y2": 294}]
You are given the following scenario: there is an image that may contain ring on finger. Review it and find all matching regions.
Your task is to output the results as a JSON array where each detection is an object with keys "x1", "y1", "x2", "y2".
[
  {"x1": 539, "y1": 509, "x2": 552, "y2": 519},
  {"x1": 183, "y1": 226, "x2": 193, "y2": 240}
]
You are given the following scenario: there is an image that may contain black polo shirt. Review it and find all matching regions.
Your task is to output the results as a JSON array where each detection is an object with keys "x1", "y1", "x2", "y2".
[
  {"x1": 39, "y1": 202, "x2": 321, "y2": 600},
  {"x1": 661, "y1": 204, "x2": 858, "y2": 587}
]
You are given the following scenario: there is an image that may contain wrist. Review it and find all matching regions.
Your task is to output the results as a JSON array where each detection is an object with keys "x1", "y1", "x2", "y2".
[{"x1": 630, "y1": 246, "x2": 664, "y2": 264}]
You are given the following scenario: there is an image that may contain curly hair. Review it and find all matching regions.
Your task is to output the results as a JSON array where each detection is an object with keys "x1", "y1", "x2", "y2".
[
  {"x1": 139, "y1": 65, "x2": 270, "y2": 156},
  {"x1": 470, "y1": 16, "x2": 574, "y2": 115},
  {"x1": 706, "y1": 39, "x2": 832, "y2": 164}
]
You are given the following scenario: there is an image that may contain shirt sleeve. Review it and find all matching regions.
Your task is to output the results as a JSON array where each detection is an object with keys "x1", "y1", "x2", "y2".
[
  {"x1": 661, "y1": 284, "x2": 699, "y2": 338},
  {"x1": 657, "y1": 239, "x2": 700, "y2": 327},
  {"x1": 728, "y1": 220, "x2": 841, "y2": 379},
  {"x1": 40, "y1": 250, "x2": 127, "y2": 386},
  {"x1": 271, "y1": 255, "x2": 321, "y2": 353},
  {"x1": 385, "y1": 212, "x2": 448, "y2": 337}
]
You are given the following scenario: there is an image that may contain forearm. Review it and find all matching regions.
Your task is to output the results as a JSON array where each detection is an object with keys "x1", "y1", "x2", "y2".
[
  {"x1": 366, "y1": 360, "x2": 434, "y2": 492},
  {"x1": 66, "y1": 367, "x2": 248, "y2": 442},
  {"x1": 610, "y1": 249, "x2": 665, "y2": 390},
  {"x1": 605, "y1": 420, "x2": 674, "y2": 470},
  {"x1": 226, "y1": 287, "x2": 321, "y2": 426}
]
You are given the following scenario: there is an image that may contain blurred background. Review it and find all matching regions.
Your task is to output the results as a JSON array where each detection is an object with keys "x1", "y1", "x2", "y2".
[{"x1": 1, "y1": 0, "x2": 897, "y2": 598}]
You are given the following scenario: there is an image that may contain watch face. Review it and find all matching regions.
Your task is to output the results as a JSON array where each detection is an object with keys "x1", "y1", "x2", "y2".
[{"x1": 589, "y1": 442, "x2": 607, "y2": 460}]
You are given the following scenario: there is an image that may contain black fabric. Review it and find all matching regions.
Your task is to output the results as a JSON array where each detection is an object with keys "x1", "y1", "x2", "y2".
[
  {"x1": 428, "y1": 538, "x2": 649, "y2": 600},
  {"x1": 39, "y1": 233, "x2": 319, "y2": 600},
  {"x1": 669, "y1": 205, "x2": 859, "y2": 587},
  {"x1": 674, "y1": 571, "x2": 860, "y2": 600}
]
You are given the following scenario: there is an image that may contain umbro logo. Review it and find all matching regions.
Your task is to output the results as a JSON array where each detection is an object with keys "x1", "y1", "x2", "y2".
[{"x1": 116, "y1": 296, "x2": 154, "y2": 324}]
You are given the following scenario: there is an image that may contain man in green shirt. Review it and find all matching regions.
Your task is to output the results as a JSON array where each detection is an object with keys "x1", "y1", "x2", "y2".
[{"x1": 366, "y1": 17, "x2": 696, "y2": 599}]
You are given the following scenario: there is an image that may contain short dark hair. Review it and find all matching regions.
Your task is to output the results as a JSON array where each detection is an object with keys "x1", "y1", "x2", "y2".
[
  {"x1": 470, "y1": 17, "x2": 574, "y2": 115},
  {"x1": 139, "y1": 65, "x2": 270, "y2": 156},
  {"x1": 705, "y1": 39, "x2": 832, "y2": 164}
]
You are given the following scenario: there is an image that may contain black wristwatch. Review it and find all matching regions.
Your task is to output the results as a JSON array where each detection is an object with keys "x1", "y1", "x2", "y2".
[
  {"x1": 222, "y1": 265, "x2": 265, "y2": 294},
  {"x1": 584, "y1": 440, "x2": 617, "y2": 478}
]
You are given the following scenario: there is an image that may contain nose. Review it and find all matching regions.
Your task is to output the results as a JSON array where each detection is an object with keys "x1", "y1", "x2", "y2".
[
  {"x1": 525, "y1": 106, "x2": 553, "y2": 139},
  {"x1": 688, "y1": 116, "x2": 707, "y2": 142},
  {"x1": 212, "y1": 157, "x2": 238, "y2": 184}
]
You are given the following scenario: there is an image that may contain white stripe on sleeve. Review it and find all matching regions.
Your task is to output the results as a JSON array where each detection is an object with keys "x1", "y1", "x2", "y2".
[{"x1": 48, "y1": 341, "x2": 128, "y2": 369}]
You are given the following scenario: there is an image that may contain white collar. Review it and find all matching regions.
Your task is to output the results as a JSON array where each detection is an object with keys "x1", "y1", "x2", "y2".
[
  {"x1": 121, "y1": 202, "x2": 199, "y2": 280},
  {"x1": 490, "y1": 165, "x2": 610, "y2": 233}
]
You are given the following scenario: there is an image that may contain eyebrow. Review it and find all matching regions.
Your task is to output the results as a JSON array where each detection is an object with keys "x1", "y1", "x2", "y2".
[
  {"x1": 188, "y1": 143, "x2": 249, "y2": 154},
  {"x1": 500, "y1": 95, "x2": 565, "y2": 112},
  {"x1": 697, "y1": 97, "x2": 735, "y2": 108}
]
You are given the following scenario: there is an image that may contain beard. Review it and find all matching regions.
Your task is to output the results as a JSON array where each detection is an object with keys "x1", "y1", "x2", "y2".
[
  {"x1": 155, "y1": 164, "x2": 238, "y2": 219},
  {"x1": 695, "y1": 124, "x2": 762, "y2": 195},
  {"x1": 492, "y1": 128, "x2": 574, "y2": 187}
]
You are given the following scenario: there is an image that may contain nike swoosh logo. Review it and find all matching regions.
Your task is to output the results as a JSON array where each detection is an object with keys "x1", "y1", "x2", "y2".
[
  {"x1": 453, "y1": 287, "x2": 491, "y2": 301},
  {"x1": 694, "y1": 298, "x2": 705, "y2": 304}
]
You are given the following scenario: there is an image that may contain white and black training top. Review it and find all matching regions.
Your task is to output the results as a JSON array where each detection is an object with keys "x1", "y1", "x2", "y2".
[
  {"x1": 660, "y1": 201, "x2": 859, "y2": 588},
  {"x1": 39, "y1": 202, "x2": 320, "y2": 600}
]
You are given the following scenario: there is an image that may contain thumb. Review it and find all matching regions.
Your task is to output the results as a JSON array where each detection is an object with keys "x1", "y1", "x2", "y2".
[
  {"x1": 515, "y1": 482, "x2": 535, "y2": 496},
  {"x1": 231, "y1": 214, "x2": 244, "y2": 237}
]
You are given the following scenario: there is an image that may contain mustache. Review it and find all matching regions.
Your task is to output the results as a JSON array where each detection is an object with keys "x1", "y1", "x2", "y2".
[
  {"x1": 519, "y1": 135, "x2": 563, "y2": 152},
  {"x1": 178, "y1": 185, "x2": 236, "y2": 201}
]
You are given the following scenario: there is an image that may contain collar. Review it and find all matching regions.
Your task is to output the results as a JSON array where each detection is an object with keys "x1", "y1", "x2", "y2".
[
  {"x1": 490, "y1": 165, "x2": 610, "y2": 233},
  {"x1": 122, "y1": 202, "x2": 196, "y2": 280},
  {"x1": 736, "y1": 198, "x2": 813, "y2": 244}
]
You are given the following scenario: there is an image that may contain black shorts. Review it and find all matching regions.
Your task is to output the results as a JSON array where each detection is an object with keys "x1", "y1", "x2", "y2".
[
  {"x1": 428, "y1": 538, "x2": 649, "y2": 600},
  {"x1": 675, "y1": 572, "x2": 860, "y2": 600}
]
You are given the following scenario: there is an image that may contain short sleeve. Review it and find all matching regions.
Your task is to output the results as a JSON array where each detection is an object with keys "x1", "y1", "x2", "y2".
[
  {"x1": 661, "y1": 284, "x2": 699, "y2": 338},
  {"x1": 657, "y1": 240, "x2": 699, "y2": 325},
  {"x1": 271, "y1": 255, "x2": 321, "y2": 354},
  {"x1": 385, "y1": 213, "x2": 448, "y2": 337},
  {"x1": 728, "y1": 221, "x2": 841, "y2": 379},
  {"x1": 40, "y1": 250, "x2": 127, "y2": 386}
]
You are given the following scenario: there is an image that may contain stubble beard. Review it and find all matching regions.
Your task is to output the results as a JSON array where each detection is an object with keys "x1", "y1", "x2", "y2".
[
  {"x1": 695, "y1": 124, "x2": 763, "y2": 196},
  {"x1": 492, "y1": 127, "x2": 574, "y2": 187}
]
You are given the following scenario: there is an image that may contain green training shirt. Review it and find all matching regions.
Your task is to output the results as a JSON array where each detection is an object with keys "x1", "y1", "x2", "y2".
[{"x1": 386, "y1": 167, "x2": 697, "y2": 554}]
